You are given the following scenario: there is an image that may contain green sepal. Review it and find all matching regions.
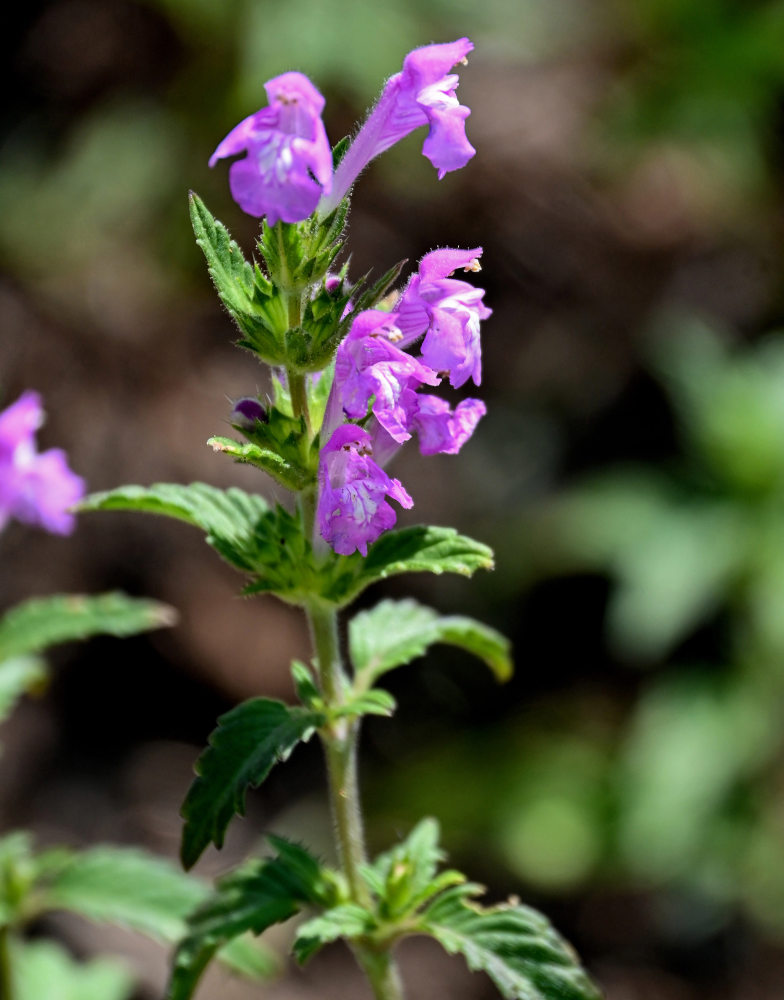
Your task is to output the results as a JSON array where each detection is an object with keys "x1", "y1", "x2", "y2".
[
  {"x1": 351, "y1": 258, "x2": 408, "y2": 315},
  {"x1": 418, "y1": 885, "x2": 602, "y2": 1000},
  {"x1": 168, "y1": 838, "x2": 338, "y2": 1000},
  {"x1": 180, "y1": 698, "x2": 324, "y2": 870},
  {"x1": 9, "y1": 938, "x2": 134, "y2": 1000},
  {"x1": 331, "y1": 136, "x2": 351, "y2": 168},
  {"x1": 0, "y1": 592, "x2": 176, "y2": 663},
  {"x1": 189, "y1": 193, "x2": 288, "y2": 364},
  {"x1": 258, "y1": 203, "x2": 347, "y2": 294},
  {"x1": 230, "y1": 402, "x2": 316, "y2": 487},
  {"x1": 349, "y1": 598, "x2": 512, "y2": 687}
]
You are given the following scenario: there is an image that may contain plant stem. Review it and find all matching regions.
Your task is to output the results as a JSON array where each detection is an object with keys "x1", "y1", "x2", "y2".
[
  {"x1": 288, "y1": 370, "x2": 311, "y2": 436},
  {"x1": 0, "y1": 927, "x2": 14, "y2": 1000},
  {"x1": 305, "y1": 599, "x2": 406, "y2": 1000},
  {"x1": 306, "y1": 599, "x2": 369, "y2": 902}
]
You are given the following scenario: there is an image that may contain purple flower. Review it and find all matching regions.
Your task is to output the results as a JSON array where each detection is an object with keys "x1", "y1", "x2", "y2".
[
  {"x1": 400, "y1": 390, "x2": 486, "y2": 455},
  {"x1": 396, "y1": 247, "x2": 490, "y2": 388},
  {"x1": 326, "y1": 309, "x2": 440, "y2": 443},
  {"x1": 317, "y1": 424, "x2": 412, "y2": 556},
  {"x1": 210, "y1": 72, "x2": 333, "y2": 225},
  {"x1": 0, "y1": 391, "x2": 85, "y2": 535},
  {"x1": 320, "y1": 38, "x2": 475, "y2": 213}
]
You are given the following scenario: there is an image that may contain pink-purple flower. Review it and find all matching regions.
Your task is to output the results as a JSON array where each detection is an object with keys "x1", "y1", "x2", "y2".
[
  {"x1": 397, "y1": 247, "x2": 491, "y2": 388},
  {"x1": 210, "y1": 72, "x2": 333, "y2": 225},
  {"x1": 328, "y1": 309, "x2": 440, "y2": 442},
  {"x1": 320, "y1": 38, "x2": 476, "y2": 214},
  {"x1": 317, "y1": 425, "x2": 412, "y2": 556},
  {"x1": 0, "y1": 391, "x2": 85, "y2": 535}
]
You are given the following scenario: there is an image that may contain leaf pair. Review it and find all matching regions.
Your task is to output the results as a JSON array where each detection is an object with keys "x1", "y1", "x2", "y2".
[
  {"x1": 79, "y1": 482, "x2": 495, "y2": 606},
  {"x1": 170, "y1": 823, "x2": 600, "y2": 1000}
]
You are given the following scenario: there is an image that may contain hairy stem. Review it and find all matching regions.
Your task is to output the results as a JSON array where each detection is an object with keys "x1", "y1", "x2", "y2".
[{"x1": 305, "y1": 599, "x2": 405, "y2": 1000}]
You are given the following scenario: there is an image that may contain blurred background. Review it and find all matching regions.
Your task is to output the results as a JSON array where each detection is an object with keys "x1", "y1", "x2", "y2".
[{"x1": 4, "y1": 0, "x2": 784, "y2": 996}]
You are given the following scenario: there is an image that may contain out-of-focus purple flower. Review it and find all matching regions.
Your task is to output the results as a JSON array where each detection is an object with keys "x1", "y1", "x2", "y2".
[
  {"x1": 317, "y1": 424, "x2": 412, "y2": 556},
  {"x1": 210, "y1": 72, "x2": 333, "y2": 225},
  {"x1": 0, "y1": 391, "x2": 84, "y2": 535},
  {"x1": 328, "y1": 309, "x2": 440, "y2": 442},
  {"x1": 320, "y1": 39, "x2": 475, "y2": 213},
  {"x1": 397, "y1": 247, "x2": 490, "y2": 388}
]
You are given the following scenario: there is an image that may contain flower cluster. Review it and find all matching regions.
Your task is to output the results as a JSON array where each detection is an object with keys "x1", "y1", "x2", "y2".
[
  {"x1": 212, "y1": 39, "x2": 489, "y2": 557},
  {"x1": 318, "y1": 248, "x2": 489, "y2": 555},
  {"x1": 0, "y1": 391, "x2": 84, "y2": 535},
  {"x1": 211, "y1": 39, "x2": 475, "y2": 221}
]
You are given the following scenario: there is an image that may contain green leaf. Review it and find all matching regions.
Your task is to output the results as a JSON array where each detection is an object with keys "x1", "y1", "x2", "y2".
[
  {"x1": 349, "y1": 598, "x2": 512, "y2": 685},
  {"x1": 0, "y1": 593, "x2": 176, "y2": 662},
  {"x1": 189, "y1": 193, "x2": 287, "y2": 364},
  {"x1": 420, "y1": 887, "x2": 602, "y2": 1000},
  {"x1": 42, "y1": 846, "x2": 275, "y2": 980},
  {"x1": 325, "y1": 526, "x2": 495, "y2": 606},
  {"x1": 168, "y1": 838, "x2": 335, "y2": 1000},
  {"x1": 207, "y1": 435, "x2": 311, "y2": 491},
  {"x1": 11, "y1": 938, "x2": 133, "y2": 1000},
  {"x1": 293, "y1": 902, "x2": 374, "y2": 964},
  {"x1": 79, "y1": 482, "x2": 270, "y2": 574},
  {"x1": 181, "y1": 699, "x2": 323, "y2": 869},
  {"x1": 0, "y1": 656, "x2": 47, "y2": 726}
]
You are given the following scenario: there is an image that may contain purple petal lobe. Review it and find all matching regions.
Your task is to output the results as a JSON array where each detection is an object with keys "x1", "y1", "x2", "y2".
[
  {"x1": 397, "y1": 248, "x2": 491, "y2": 388},
  {"x1": 211, "y1": 71, "x2": 332, "y2": 223},
  {"x1": 332, "y1": 309, "x2": 440, "y2": 442}
]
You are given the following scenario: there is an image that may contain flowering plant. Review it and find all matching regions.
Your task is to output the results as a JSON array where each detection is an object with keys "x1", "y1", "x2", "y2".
[{"x1": 81, "y1": 39, "x2": 601, "y2": 1000}]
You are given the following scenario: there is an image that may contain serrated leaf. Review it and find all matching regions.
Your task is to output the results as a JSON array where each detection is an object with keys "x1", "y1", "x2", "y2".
[
  {"x1": 168, "y1": 838, "x2": 334, "y2": 1000},
  {"x1": 325, "y1": 526, "x2": 495, "y2": 606},
  {"x1": 79, "y1": 482, "x2": 270, "y2": 574},
  {"x1": 349, "y1": 598, "x2": 511, "y2": 684},
  {"x1": 293, "y1": 903, "x2": 374, "y2": 964},
  {"x1": 11, "y1": 938, "x2": 133, "y2": 1000},
  {"x1": 0, "y1": 593, "x2": 176, "y2": 663},
  {"x1": 207, "y1": 436, "x2": 310, "y2": 490},
  {"x1": 181, "y1": 699, "x2": 323, "y2": 869},
  {"x1": 0, "y1": 656, "x2": 47, "y2": 725},
  {"x1": 189, "y1": 193, "x2": 286, "y2": 362},
  {"x1": 420, "y1": 887, "x2": 601, "y2": 1000}
]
